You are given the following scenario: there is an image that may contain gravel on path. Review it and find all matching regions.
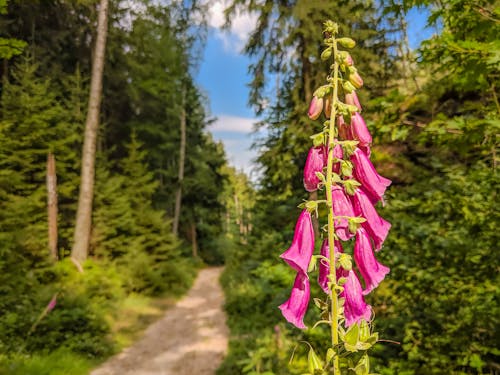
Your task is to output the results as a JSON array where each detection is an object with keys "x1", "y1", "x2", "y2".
[{"x1": 91, "y1": 267, "x2": 228, "y2": 375}]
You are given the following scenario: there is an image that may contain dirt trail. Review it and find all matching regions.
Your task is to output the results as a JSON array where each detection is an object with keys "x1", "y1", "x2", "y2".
[{"x1": 91, "y1": 267, "x2": 229, "y2": 375}]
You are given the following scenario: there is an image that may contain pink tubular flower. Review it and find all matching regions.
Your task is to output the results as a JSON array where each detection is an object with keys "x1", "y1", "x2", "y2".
[
  {"x1": 341, "y1": 270, "x2": 372, "y2": 327},
  {"x1": 345, "y1": 91, "x2": 362, "y2": 112},
  {"x1": 351, "y1": 188, "x2": 391, "y2": 251},
  {"x1": 308, "y1": 96, "x2": 323, "y2": 120},
  {"x1": 280, "y1": 210, "x2": 315, "y2": 274},
  {"x1": 304, "y1": 146, "x2": 327, "y2": 192},
  {"x1": 354, "y1": 228, "x2": 390, "y2": 295},
  {"x1": 318, "y1": 239, "x2": 345, "y2": 294},
  {"x1": 279, "y1": 272, "x2": 310, "y2": 329},
  {"x1": 331, "y1": 185, "x2": 355, "y2": 241},
  {"x1": 350, "y1": 113, "x2": 372, "y2": 147},
  {"x1": 332, "y1": 142, "x2": 343, "y2": 174},
  {"x1": 351, "y1": 148, "x2": 391, "y2": 204},
  {"x1": 337, "y1": 116, "x2": 353, "y2": 140}
]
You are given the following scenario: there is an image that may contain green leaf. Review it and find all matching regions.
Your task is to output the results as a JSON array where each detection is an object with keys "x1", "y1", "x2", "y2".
[{"x1": 307, "y1": 346, "x2": 323, "y2": 374}]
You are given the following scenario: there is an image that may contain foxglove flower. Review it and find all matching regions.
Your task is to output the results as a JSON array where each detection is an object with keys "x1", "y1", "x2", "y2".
[
  {"x1": 354, "y1": 228, "x2": 390, "y2": 295},
  {"x1": 351, "y1": 148, "x2": 391, "y2": 204},
  {"x1": 341, "y1": 270, "x2": 372, "y2": 327},
  {"x1": 337, "y1": 116, "x2": 353, "y2": 141},
  {"x1": 345, "y1": 91, "x2": 362, "y2": 111},
  {"x1": 280, "y1": 210, "x2": 315, "y2": 274},
  {"x1": 304, "y1": 146, "x2": 327, "y2": 192},
  {"x1": 351, "y1": 188, "x2": 391, "y2": 251},
  {"x1": 318, "y1": 239, "x2": 345, "y2": 294},
  {"x1": 308, "y1": 96, "x2": 323, "y2": 120},
  {"x1": 279, "y1": 272, "x2": 310, "y2": 329},
  {"x1": 350, "y1": 113, "x2": 372, "y2": 147},
  {"x1": 331, "y1": 185, "x2": 355, "y2": 241},
  {"x1": 332, "y1": 142, "x2": 343, "y2": 174}
]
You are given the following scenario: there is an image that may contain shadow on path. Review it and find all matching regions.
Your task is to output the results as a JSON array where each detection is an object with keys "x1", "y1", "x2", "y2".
[{"x1": 91, "y1": 267, "x2": 228, "y2": 375}]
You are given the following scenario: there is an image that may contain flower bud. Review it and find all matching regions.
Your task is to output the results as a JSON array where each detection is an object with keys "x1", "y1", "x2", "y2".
[
  {"x1": 350, "y1": 113, "x2": 372, "y2": 147},
  {"x1": 343, "y1": 53, "x2": 354, "y2": 66},
  {"x1": 345, "y1": 91, "x2": 362, "y2": 111},
  {"x1": 349, "y1": 71, "x2": 364, "y2": 89},
  {"x1": 304, "y1": 146, "x2": 327, "y2": 192},
  {"x1": 324, "y1": 98, "x2": 332, "y2": 118},
  {"x1": 308, "y1": 96, "x2": 323, "y2": 120},
  {"x1": 337, "y1": 37, "x2": 356, "y2": 49}
]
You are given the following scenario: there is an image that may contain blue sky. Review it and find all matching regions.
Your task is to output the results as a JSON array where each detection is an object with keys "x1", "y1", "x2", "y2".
[{"x1": 196, "y1": 4, "x2": 434, "y2": 177}]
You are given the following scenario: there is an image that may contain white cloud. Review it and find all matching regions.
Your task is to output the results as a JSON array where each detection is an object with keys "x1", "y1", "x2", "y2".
[
  {"x1": 208, "y1": 114, "x2": 256, "y2": 133},
  {"x1": 206, "y1": 0, "x2": 257, "y2": 52}
]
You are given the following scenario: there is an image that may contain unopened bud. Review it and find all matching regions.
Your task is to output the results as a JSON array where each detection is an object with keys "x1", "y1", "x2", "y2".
[
  {"x1": 349, "y1": 71, "x2": 363, "y2": 89},
  {"x1": 308, "y1": 96, "x2": 323, "y2": 120},
  {"x1": 324, "y1": 98, "x2": 332, "y2": 118},
  {"x1": 321, "y1": 47, "x2": 332, "y2": 61},
  {"x1": 343, "y1": 80, "x2": 356, "y2": 93},
  {"x1": 345, "y1": 91, "x2": 362, "y2": 111},
  {"x1": 337, "y1": 37, "x2": 356, "y2": 49}
]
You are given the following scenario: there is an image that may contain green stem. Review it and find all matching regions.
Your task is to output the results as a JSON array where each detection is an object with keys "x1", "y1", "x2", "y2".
[{"x1": 325, "y1": 36, "x2": 341, "y2": 374}]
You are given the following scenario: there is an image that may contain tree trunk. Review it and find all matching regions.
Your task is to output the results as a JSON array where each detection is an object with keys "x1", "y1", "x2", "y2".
[
  {"x1": 71, "y1": 0, "x2": 109, "y2": 264},
  {"x1": 46, "y1": 153, "x2": 58, "y2": 261},
  {"x1": 172, "y1": 88, "x2": 186, "y2": 236},
  {"x1": 191, "y1": 222, "x2": 198, "y2": 258}
]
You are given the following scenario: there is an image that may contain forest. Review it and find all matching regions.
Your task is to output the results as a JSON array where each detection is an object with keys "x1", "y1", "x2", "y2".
[{"x1": 0, "y1": 0, "x2": 498, "y2": 374}]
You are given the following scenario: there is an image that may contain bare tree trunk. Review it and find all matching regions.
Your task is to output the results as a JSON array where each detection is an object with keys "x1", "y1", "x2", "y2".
[
  {"x1": 191, "y1": 222, "x2": 198, "y2": 258},
  {"x1": 46, "y1": 153, "x2": 58, "y2": 261},
  {"x1": 71, "y1": 0, "x2": 109, "y2": 264},
  {"x1": 172, "y1": 88, "x2": 186, "y2": 236}
]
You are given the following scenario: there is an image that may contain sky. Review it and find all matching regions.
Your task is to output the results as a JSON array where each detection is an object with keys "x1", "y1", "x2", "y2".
[{"x1": 196, "y1": 3, "x2": 435, "y2": 178}]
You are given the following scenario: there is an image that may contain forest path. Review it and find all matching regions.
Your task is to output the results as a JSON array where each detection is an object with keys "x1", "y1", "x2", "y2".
[{"x1": 91, "y1": 267, "x2": 228, "y2": 375}]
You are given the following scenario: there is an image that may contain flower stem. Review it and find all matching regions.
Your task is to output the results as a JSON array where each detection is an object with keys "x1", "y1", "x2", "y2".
[{"x1": 325, "y1": 35, "x2": 341, "y2": 374}]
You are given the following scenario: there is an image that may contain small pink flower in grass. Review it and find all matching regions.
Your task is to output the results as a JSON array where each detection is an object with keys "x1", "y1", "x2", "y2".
[
  {"x1": 345, "y1": 92, "x2": 362, "y2": 111},
  {"x1": 341, "y1": 270, "x2": 372, "y2": 327},
  {"x1": 280, "y1": 210, "x2": 315, "y2": 275},
  {"x1": 350, "y1": 113, "x2": 372, "y2": 147},
  {"x1": 351, "y1": 148, "x2": 391, "y2": 204},
  {"x1": 331, "y1": 185, "x2": 355, "y2": 241},
  {"x1": 308, "y1": 96, "x2": 323, "y2": 120},
  {"x1": 318, "y1": 239, "x2": 345, "y2": 294},
  {"x1": 304, "y1": 146, "x2": 327, "y2": 192},
  {"x1": 279, "y1": 272, "x2": 310, "y2": 329},
  {"x1": 354, "y1": 228, "x2": 390, "y2": 295},
  {"x1": 351, "y1": 188, "x2": 391, "y2": 251}
]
